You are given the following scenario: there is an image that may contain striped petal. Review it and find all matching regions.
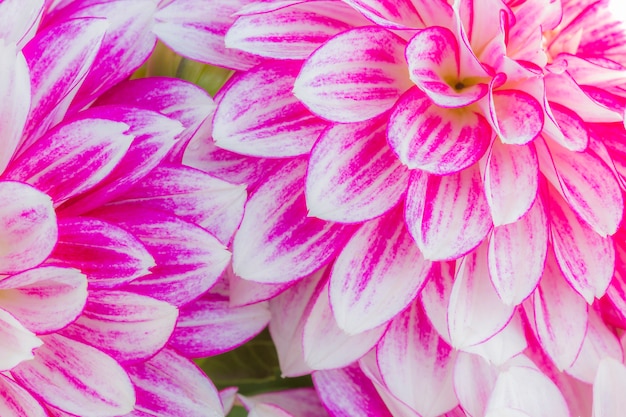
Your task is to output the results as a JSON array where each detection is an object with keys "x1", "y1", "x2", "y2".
[
  {"x1": 377, "y1": 301, "x2": 458, "y2": 417},
  {"x1": 488, "y1": 196, "x2": 548, "y2": 305},
  {"x1": 11, "y1": 334, "x2": 135, "y2": 417},
  {"x1": 343, "y1": 0, "x2": 423, "y2": 29},
  {"x1": 330, "y1": 206, "x2": 431, "y2": 334},
  {"x1": 0, "y1": 374, "x2": 46, "y2": 417},
  {"x1": 420, "y1": 262, "x2": 455, "y2": 344},
  {"x1": 232, "y1": 159, "x2": 356, "y2": 283},
  {"x1": 60, "y1": 291, "x2": 177, "y2": 364},
  {"x1": 306, "y1": 117, "x2": 409, "y2": 223},
  {"x1": 545, "y1": 101, "x2": 589, "y2": 151},
  {"x1": 388, "y1": 86, "x2": 491, "y2": 174},
  {"x1": 294, "y1": 26, "x2": 411, "y2": 123},
  {"x1": 405, "y1": 166, "x2": 492, "y2": 261},
  {"x1": 485, "y1": 89, "x2": 544, "y2": 145},
  {"x1": 213, "y1": 61, "x2": 326, "y2": 157}
]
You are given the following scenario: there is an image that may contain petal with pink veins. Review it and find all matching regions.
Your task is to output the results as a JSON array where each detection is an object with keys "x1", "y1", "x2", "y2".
[
  {"x1": 303, "y1": 282, "x2": 386, "y2": 370},
  {"x1": 488, "y1": 196, "x2": 548, "y2": 306},
  {"x1": 547, "y1": 188, "x2": 615, "y2": 303},
  {"x1": 0, "y1": 181, "x2": 57, "y2": 274},
  {"x1": 306, "y1": 117, "x2": 409, "y2": 222},
  {"x1": 232, "y1": 159, "x2": 356, "y2": 283},
  {"x1": 330, "y1": 205, "x2": 431, "y2": 334},
  {"x1": 11, "y1": 334, "x2": 135, "y2": 416},
  {"x1": 343, "y1": 0, "x2": 423, "y2": 29},
  {"x1": 420, "y1": 262, "x2": 455, "y2": 344},
  {"x1": 213, "y1": 61, "x2": 327, "y2": 158},
  {"x1": 531, "y1": 249, "x2": 588, "y2": 371},
  {"x1": 5, "y1": 118, "x2": 134, "y2": 205},
  {"x1": 406, "y1": 26, "x2": 488, "y2": 108},
  {"x1": 49, "y1": 217, "x2": 155, "y2": 289},
  {"x1": 21, "y1": 17, "x2": 107, "y2": 149},
  {"x1": 109, "y1": 165, "x2": 247, "y2": 245},
  {"x1": 448, "y1": 242, "x2": 515, "y2": 349},
  {"x1": 593, "y1": 357, "x2": 626, "y2": 417},
  {"x1": 226, "y1": 1, "x2": 368, "y2": 59},
  {"x1": 0, "y1": 266, "x2": 87, "y2": 334},
  {"x1": 0, "y1": 373, "x2": 46, "y2": 417},
  {"x1": 169, "y1": 289, "x2": 270, "y2": 358},
  {"x1": 0, "y1": 309, "x2": 42, "y2": 371},
  {"x1": 485, "y1": 88, "x2": 544, "y2": 145},
  {"x1": 453, "y1": 352, "x2": 498, "y2": 417},
  {"x1": 388, "y1": 86, "x2": 492, "y2": 174},
  {"x1": 377, "y1": 300, "x2": 458, "y2": 417},
  {"x1": 294, "y1": 26, "x2": 412, "y2": 123},
  {"x1": 60, "y1": 291, "x2": 178, "y2": 364},
  {"x1": 405, "y1": 166, "x2": 492, "y2": 261},
  {"x1": 92, "y1": 206, "x2": 231, "y2": 306},
  {"x1": 313, "y1": 365, "x2": 392, "y2": 417},
  {"x1": 125, "y1": 348, "x2": 223, "y2": 417},
  {"x1": 153, "y1": 0, "x2": 262, "y2": 70},
  {"x1": 483, "y1": 140, "x2": 538, "y2": 226},
  {"x1": 545, "y1": 101, "x2": 589, "y2": 151}
]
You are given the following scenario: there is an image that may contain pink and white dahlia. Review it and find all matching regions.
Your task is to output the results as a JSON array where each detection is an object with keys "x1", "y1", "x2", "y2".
[
  {"x1": 195, "y1": 0, "x2": 626, "y2": 415},
  {"x1": 0, "y1": 1, "x2": 256, "y2": 416}
]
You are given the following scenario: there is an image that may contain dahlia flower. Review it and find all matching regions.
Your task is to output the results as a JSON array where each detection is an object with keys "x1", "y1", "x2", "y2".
[
  {"x1": 0, "y1": 0, "x2": 260, "y2": 415},
  {"x1": 193, "y1": 0, "x2": 626, "y2": 415}
]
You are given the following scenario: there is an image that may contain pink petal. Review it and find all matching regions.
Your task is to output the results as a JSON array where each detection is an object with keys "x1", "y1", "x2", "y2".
[
  {"x1": 109, "y1": 165, "x2": 247, "y2": 245},
  {"x1": 92, "y1": 206, "x2": 231, "y2": 306},
  {"x1": 0, "y1": 266, "x2": 87, "y2": 334},
  {"x1": 229, "y1": 266, "x2": 292, "y2": 307},
  {"x1": 306, "y1": 117, "x2": 409, "y2": 222},
  {"x1": 406, "y1": 26, "x2": 488, "y2": 108},
  {"x1": 377, "y1": 300, "x2": 458, "y2": 417},
  {"x1": 448, "y1": 242, "x2": 515, "y2": 349},
  {"x1": 388, "y1": 86, "x2": 491, "y2": 174},
  {"x1": 484, "y1": 365, "x2": 569, "y2": 417},
  {"x1": 49, "y1": 217, "x2": 155, "y2": 289},
  {"x1": 453, "y1": 352, "x2": 498, "y2": 417},
  {"x1": 545, "y1": 101, "x2": 589, "y2": 151},
  {"x1": 125, "y1": 348, "x2": 223, "y2": 417},
  {"x1": 303, "y1": 282, "x2": 386, "y2": 370},
  {"x1": 483, "y1": 140, "x2": 538, "y2": 226},
  {"x1": 12, "y1": 334, "x2": 135, "y2": 416},
  {"x1": 94, "y1": 77, "x2": 217, "y2": 162},
  {"x1": 269, "y1": 268, "x2": 327, "y2": 377},
  {"x1": 343, "y1": 0, "x2": 423, "y2": 29},
  {"x1": 60, "y1": 291, "x2": 177, "y2": 364},
  {"x1": 419, "y1": 262, "x2": 455, "y2": 344},
  {"x1": 220, "y1": 387, "x2": 238, "y2": 415},
  {"x1": 169, "y1": 289, "x2": 270, "y2": 357},
  {"x1": 488, "y1": 196, "x2": 548, "y2": 305},
  {"x1": 547, "y1": 188, "x2": 615, "y2": 303},
  {"x1": 537, "y1": 138, "x2": 623, "y2": 237},
  {"x1": 405, "y1": 166, "x2": 492, "y2": 261},
  {"x1": 6, "y1": 118, "x2": 134, "y2": 205},
  {"x1": 226, "y1": 1, "x2": 366, "y2": 59},
  {"x1": 0, "y1": 309, "x2": 42, "y2": 371},
  {"x1": 313, "y1": 365, "x2": 393, "y2": 417},
  {"x1": 240, "y1": 388, "x2": 327, "y2": 417},
  {"x1": 0, "y1": 181, "x2": 57, "y2": 274},
  {"x1": 0, "y1": 374, "x2": 46, "y2": 417},
  {"x1": 57, "y1": 106, "x2": 184, "y2": 216},
  {"x1": 153, "y1": 0, "x2": 262, "y2": 70},
  {"x1": 293, "y1": 26, "x2": 411, "y2": 123},
  {"x1": 21, "y1": 17, "x2": 107, "y2": 149},
  {"x1": 484, "y1": 88, "x2": 544, "y2": 145},
  {"x1": 232, "y1": 159, "x2": 356, "y2": 283},
  {"x1": 330, "y1": 206, "x2": 431, "y2": 334},
  {"x1": 213, "y1": 61, "x2": 326, "y2": 157},
  {"x1": 530, "y1": 249, "x2": 588, "y2": 370},
  {"x1": 593, "y1": 357, "x2": 626, "y2": 417}
]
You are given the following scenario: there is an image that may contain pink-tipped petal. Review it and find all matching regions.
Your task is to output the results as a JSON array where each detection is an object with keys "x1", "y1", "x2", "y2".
[
  {"x1": 388, "y1": 87, "x2": 492, "y2": 174},
  {"x1": 405, "y1": 166, "x2": 492, "y2": 261},
  {"x1": 488, "y1": 196, "x2": 548, "y2": 306},
  {"x1": 232, "y1": 159, "x2": 356, "y2": 283},
  {"x1": 0, "y1": 181, "x2": 57, "y2": 274},
  {"x1": 0, "y1": 309, "x2": 42, "y2": 371},
  {"x1": 60, "y1": 291, "x2": 178, "y2": 364},
  {"x1": 213, "y1": 62, "x2": 326, "y2": 158},
  {"x1": 0, "y1": 266, "x2": 87, "y2": 334},
  {"x1": 125, "y1": 348, "x2": 223, "y2": 417},
  {"x1": 306, "y1": 117, "x2": 409, "y2": 223},
  {"x1": 330, "y1": 206, "x2": 431, "y2": 334},
  {"x1": 377, "y1": 300, "x2": 458, "y2": 417},
  {"x1": 293, "y1": 26, "x2": 411, "y2": 123},
  {"x1": 12, "y1": 334, "x2": 135, "y2": 416},
  {"x1": 484, "y1": 140, "x2": 538, "y2": 226},
  {"x1": 49, "y1": 217, "x2": 155, "y2": 289},
  {"x1": 448, "y1": 242, "x2": 515, "y2": 349},
  {"x1": 485, "y1": 89, "x2": 544, "y2": 145}
]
